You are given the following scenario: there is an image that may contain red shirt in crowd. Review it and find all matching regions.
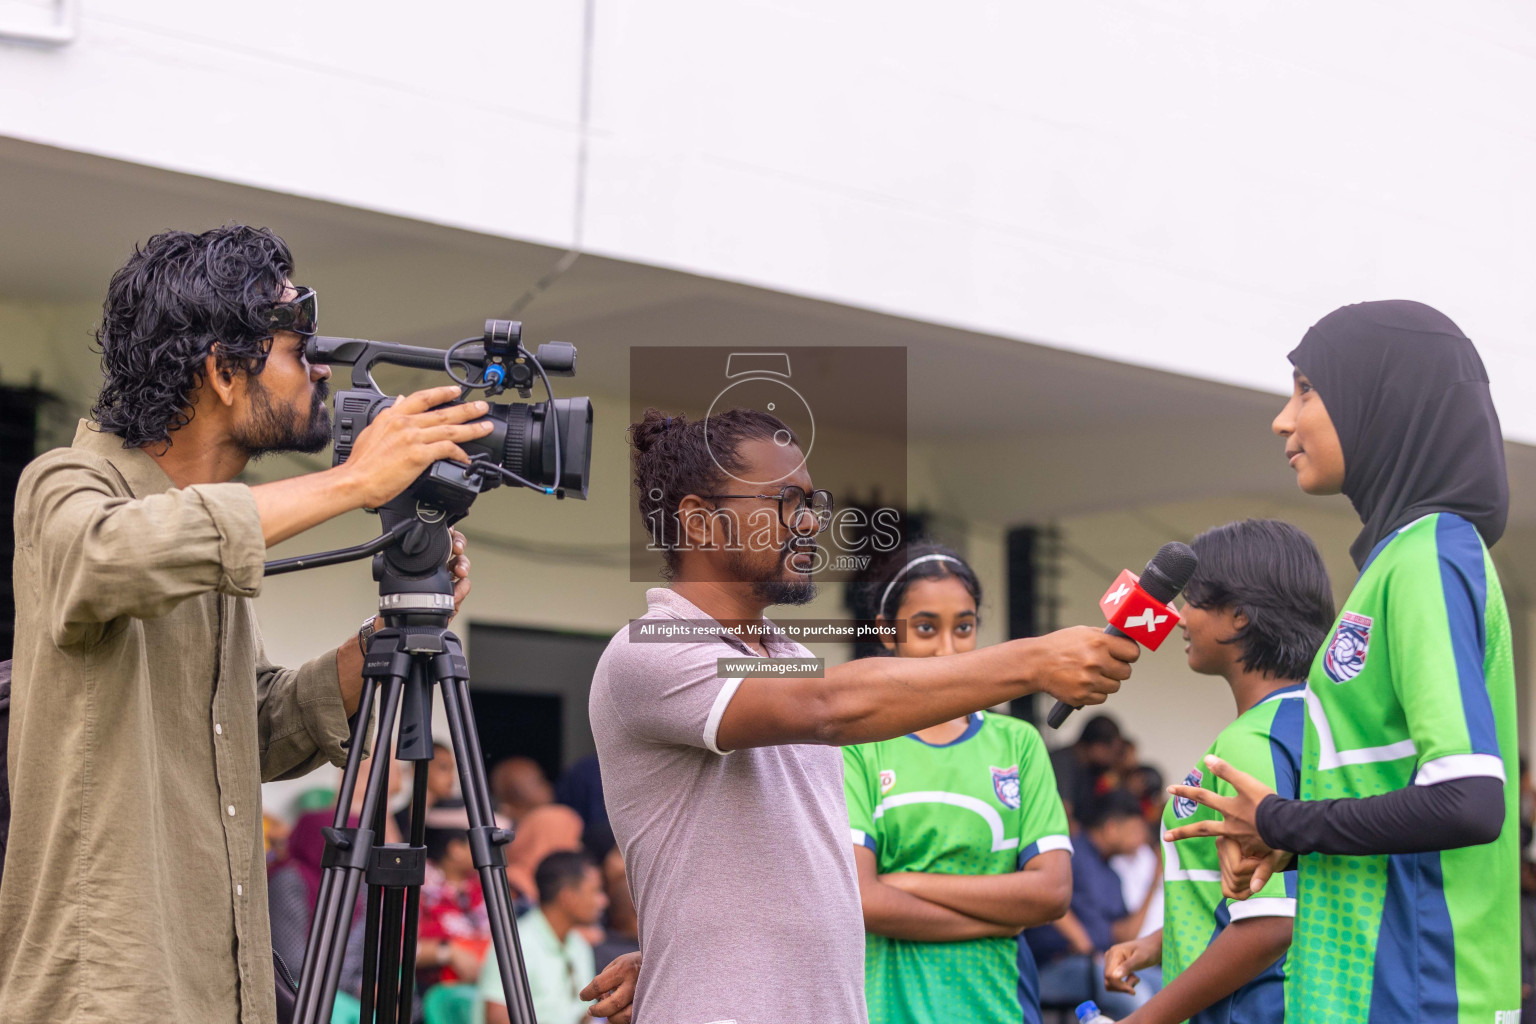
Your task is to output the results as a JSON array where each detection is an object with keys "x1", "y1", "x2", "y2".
[{"x1": 418, "y1": 864, "x2": 491, "y2": 983}]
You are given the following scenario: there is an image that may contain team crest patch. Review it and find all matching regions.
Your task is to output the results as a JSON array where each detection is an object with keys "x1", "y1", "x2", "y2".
[
  {"x1": 879, "y1": 769, "x2": 896, "y2": 795},
  {"x1": 1323, "y1": 611, "x2": 1373, "y2": 684},
  {"x1": 1173, "y1": 767, "x2": 1203, "y2": 819},
  {"x1": 991, "y1": 765, "x2": 1022, "y2": 810}
]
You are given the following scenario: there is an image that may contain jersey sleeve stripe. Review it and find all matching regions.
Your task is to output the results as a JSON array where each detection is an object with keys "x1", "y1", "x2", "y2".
[
  {"x1": 1018, "y1": 834, "x2": 1073, "y2": 866},
  {"x1": 1414, "y1": 752, "x2": 1507, "y2": 786},
  {"x1": 1035, "y1": 834, "x2": 1073, "y2": 854},
  {"x1": 1437, "y1": 513, "x2": 1500, "y2": 757},
  {"x1": 850, "y1": 828, "x2": 876, "y2": 851},
  {"x1": 702, "y1": 677, "x2": 744, "y2": 755},
  {"x1": 1227, "y1": 896, "x2": 1297, "y2": 921}
]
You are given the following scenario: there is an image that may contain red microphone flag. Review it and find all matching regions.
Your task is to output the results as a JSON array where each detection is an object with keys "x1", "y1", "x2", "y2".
[{"x1": 1099, "y1": 569, "x2": 1180, "y2": 651}]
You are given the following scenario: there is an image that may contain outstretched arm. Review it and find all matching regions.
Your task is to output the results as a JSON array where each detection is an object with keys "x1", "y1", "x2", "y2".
[
  {"x1": 717, "y1": 628, "x2": 1137, "y2": 750},
  {"x1": 1166, "y1": 755, "x2": 1504, "y2": 899},
  {"x1": 251, "y1": 387, "x2": 494, "y2": 546}
]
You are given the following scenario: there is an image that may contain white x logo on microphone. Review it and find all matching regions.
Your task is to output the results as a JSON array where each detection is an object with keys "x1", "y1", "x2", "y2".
[
  {"x1": 1105, "y1": 584, "x2": 1131, "y2": 606},
  {"x1": 1124, "y1": 608, "x2": 1168, "y2": 633}
]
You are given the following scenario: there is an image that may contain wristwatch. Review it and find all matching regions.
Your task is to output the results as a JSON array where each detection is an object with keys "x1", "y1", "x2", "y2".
[{"x1": 357, "y1": 615, "x2": 379, "y2": 656}]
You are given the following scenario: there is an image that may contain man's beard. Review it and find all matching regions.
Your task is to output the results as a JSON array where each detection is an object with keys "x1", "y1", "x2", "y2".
[
  {"x1": 233, "y1": 375, "x2": 331, "y2": 458},
  {"x1": 725, "y1": 539, "x2": 818, "y2": 607}
]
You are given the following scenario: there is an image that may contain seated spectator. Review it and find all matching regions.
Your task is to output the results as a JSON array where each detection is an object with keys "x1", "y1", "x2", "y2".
[
  {"x1": 591, "y1": 846, "x2": 640, "y2": 973},
  {"x1": 1025, "y1": 790, "x2": 1159, "y2": 1017},
  {"x1": 269, "y1": 759, "x2": 404, "y2": 976},
  {"x1": 418, "y1": 800, "x2": 493, "y2": 989},
  {"x1": 395, "y1": 740, "x2": 460, "y2": 838},
  {"x1": 1108, "y1": 817, "x2": 1165, "y2": 997},
  {"x1": 1107, "y1": 750, "x2": 1166, "y2": 941},
  {"x1": 491, "y1": 755, "x2": 555, "y2": 824},
  {"x1": 1049, "y1": 714, "x2": 1124, "y2": 825},
  {"x1": 479, "y1": 851, "x2": 608, "y2": 1024},
  {"x1": 555, "y1": 753, "x2": 608, "y2": 829},
  {"x1": 503, "y1": 803, "x2": 584, "y2": 913}
]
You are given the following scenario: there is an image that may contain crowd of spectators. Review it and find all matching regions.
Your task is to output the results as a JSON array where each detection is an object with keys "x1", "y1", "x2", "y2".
[
  {"x1": 261, "y1": 748, "x2": 630, "y2": 1024},
  {"x1": 1030, "y1": 714, "x2": 1168, "y2": 1016},
  {"x1": 255, "y1": 712, "x2": 1536, "y2": 1024}
]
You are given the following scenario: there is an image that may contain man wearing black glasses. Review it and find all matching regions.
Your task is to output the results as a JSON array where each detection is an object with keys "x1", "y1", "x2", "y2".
[
  {"x1": 585, "y1": 406, "x2": 1140, "y2": 1024},
  {"x1": 0, "y1": 226, "x2": 507, "y2": 1024}
]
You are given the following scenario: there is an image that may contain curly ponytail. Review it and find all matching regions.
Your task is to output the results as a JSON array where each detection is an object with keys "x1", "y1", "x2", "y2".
[{"x1": 630, "y1": 406, "x2": 796, "y2": 578}]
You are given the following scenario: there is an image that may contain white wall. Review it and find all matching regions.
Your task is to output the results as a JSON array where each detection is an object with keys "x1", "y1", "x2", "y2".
[{"x1": 5, "y1": 2, "x2": 1534, "y2": 439}]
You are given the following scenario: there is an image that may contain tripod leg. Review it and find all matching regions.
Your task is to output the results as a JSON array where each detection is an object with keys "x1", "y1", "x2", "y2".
[
  {"x1": 395, "y1": 731, "x2": 432, "y2": 1024},
  {"x1": 361, "y1": 765, "x2": 400, "y2": 1024},
  {"x1": 441, "y1": 671, "x2": 540, "y2": 1024},
  {"x1": 358, "y1": 870, "x2": 384, "y2": 1022},
  {"x1": 297, "y1": 675, "x2": 404, "y2": 1024},
  {"x1": 444, "y1": 672, "x2": 536, "y2": 1020},
  {"x1": 294, "y1": 677, "x2": 380, "y2": 1006},
  {"x1": 374, "y1": 882, "x2": 406, "y2": 1021},
  {"x1": 331, "y1": 674, "x2": 380, "y2": 829}
]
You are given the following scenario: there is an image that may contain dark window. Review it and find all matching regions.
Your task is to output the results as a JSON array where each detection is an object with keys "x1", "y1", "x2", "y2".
[
  {"x1": 0, "y1": 386, "x2": 53, "y2": 662},
  {"x1": 466, "y1": 624, "x2": 610, "y2": 780}
]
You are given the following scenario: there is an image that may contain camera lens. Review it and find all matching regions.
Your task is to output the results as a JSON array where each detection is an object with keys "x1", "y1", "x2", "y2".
[{"x1": 480, "y1": 398, "x2": 593, "y2": 499}]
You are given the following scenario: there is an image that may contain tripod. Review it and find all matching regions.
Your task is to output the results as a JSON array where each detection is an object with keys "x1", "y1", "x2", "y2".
[{"x1": 270, "y1": 500, "x2": 538, "y2": 1024}]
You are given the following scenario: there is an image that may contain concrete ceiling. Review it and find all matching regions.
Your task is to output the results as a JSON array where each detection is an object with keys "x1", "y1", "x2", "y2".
[{"x1": 4, "y1": 134, "x2": 1535, "y2": 531}]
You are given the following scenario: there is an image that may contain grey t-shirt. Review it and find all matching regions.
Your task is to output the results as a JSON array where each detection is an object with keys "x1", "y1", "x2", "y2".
[{"x1": 589, "y1": 588, "x2": 866, "y2": 1024}]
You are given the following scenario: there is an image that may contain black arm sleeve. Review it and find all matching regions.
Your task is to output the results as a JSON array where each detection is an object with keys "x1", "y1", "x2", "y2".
[{"x1": 1255, "y1": 776, "x2": 1504, "y2": 856}]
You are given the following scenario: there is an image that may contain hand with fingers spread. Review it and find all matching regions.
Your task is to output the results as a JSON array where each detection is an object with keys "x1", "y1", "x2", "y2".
[
  {"x1": 340, "y1": 385, "x2": 495, "y2": 508},
  {"x1": 580, "y1": 950, "x2": 640, "y2": 1024},
  {"x1": 1164, "y1": 754, "x2": 1291, "y2": 899},
  {"x1": 1028, "y1": 625, "x2": 1140, "y2": 710}
]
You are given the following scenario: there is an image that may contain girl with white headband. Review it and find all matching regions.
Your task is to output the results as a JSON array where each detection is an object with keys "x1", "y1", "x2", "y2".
[{"x1": 843, "y1": 543, "x2": 1076, "y2": 1024}]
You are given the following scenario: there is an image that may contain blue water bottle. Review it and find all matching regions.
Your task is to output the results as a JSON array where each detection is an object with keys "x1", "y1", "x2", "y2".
[{"x1": 1075, "y1": 1001, "x2": 1116, "y2": 1024}]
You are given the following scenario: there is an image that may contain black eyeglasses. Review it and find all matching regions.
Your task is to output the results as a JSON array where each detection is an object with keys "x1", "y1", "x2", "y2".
[
  {"x1": 266, "y1": 286, "x2": 318, "y2": 338},
  {"x1": 699, "y1": 485, "x2": 835, "y2": 533}
]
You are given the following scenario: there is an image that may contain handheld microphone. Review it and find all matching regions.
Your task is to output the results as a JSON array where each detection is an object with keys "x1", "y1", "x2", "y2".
[{"x1": 1046, "y1": 541, "x2": 1198, "y2": 730}]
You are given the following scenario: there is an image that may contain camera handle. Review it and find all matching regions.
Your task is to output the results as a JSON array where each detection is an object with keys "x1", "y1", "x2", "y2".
[
  {"x1": 308, "y1": 336, "x2": 466, "y2": 391},
  {"x1": 264, "y1": 518, "x2": 416, "y2": 577}
]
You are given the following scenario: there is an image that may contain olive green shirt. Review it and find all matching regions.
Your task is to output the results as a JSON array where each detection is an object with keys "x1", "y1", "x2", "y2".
[{"x1": 0, "y1": 421, "x2": 356, "y2": 1024}]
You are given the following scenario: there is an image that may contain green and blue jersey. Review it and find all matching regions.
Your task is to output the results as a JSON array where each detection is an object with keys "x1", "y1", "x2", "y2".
[
  {"x1": 1161, "y1": 683, "x2": 1304, "y2": 1024},
  {"x1": 844, "y1": 712, "x2": 1070, "y2": 1024},
  {"x1": 1289, "y1": 512, "x2": 1519, "y2": 1023}
]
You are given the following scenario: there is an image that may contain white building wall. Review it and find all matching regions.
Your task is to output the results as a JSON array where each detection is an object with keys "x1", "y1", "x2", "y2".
[{"x1": 5, "y1": 2, "x2": 1534, "y2": 438}]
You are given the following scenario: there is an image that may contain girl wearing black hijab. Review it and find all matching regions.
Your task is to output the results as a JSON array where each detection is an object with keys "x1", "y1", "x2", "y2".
[{"x1": 1164, "y1": 300, "x2": 1519, "y2": 1023}]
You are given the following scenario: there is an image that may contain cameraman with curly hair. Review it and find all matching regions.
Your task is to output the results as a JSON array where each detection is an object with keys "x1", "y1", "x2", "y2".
[{"x1": 0, "y1": 226, "x2": 497, "y2": 1024}]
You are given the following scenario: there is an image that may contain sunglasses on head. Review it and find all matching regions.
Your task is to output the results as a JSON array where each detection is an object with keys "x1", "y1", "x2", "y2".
[{"x1": 266, "y1": 286, "x2": 318, "y2": 338}]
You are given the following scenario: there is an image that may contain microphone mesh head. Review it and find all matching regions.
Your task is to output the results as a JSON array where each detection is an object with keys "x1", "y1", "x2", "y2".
[{"x1": 1137, "y1": 541, "x2": 1198, "y2": 604}]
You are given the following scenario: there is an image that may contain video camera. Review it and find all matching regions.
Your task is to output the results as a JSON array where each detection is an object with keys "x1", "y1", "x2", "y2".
[{"x1": 307, "y1": 319, "x2": 593, "y2": 517}]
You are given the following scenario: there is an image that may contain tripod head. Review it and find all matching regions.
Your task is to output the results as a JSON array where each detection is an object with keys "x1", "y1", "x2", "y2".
[{"x1": 370, "y1": 497, "x2": 457, "y2": 626}]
